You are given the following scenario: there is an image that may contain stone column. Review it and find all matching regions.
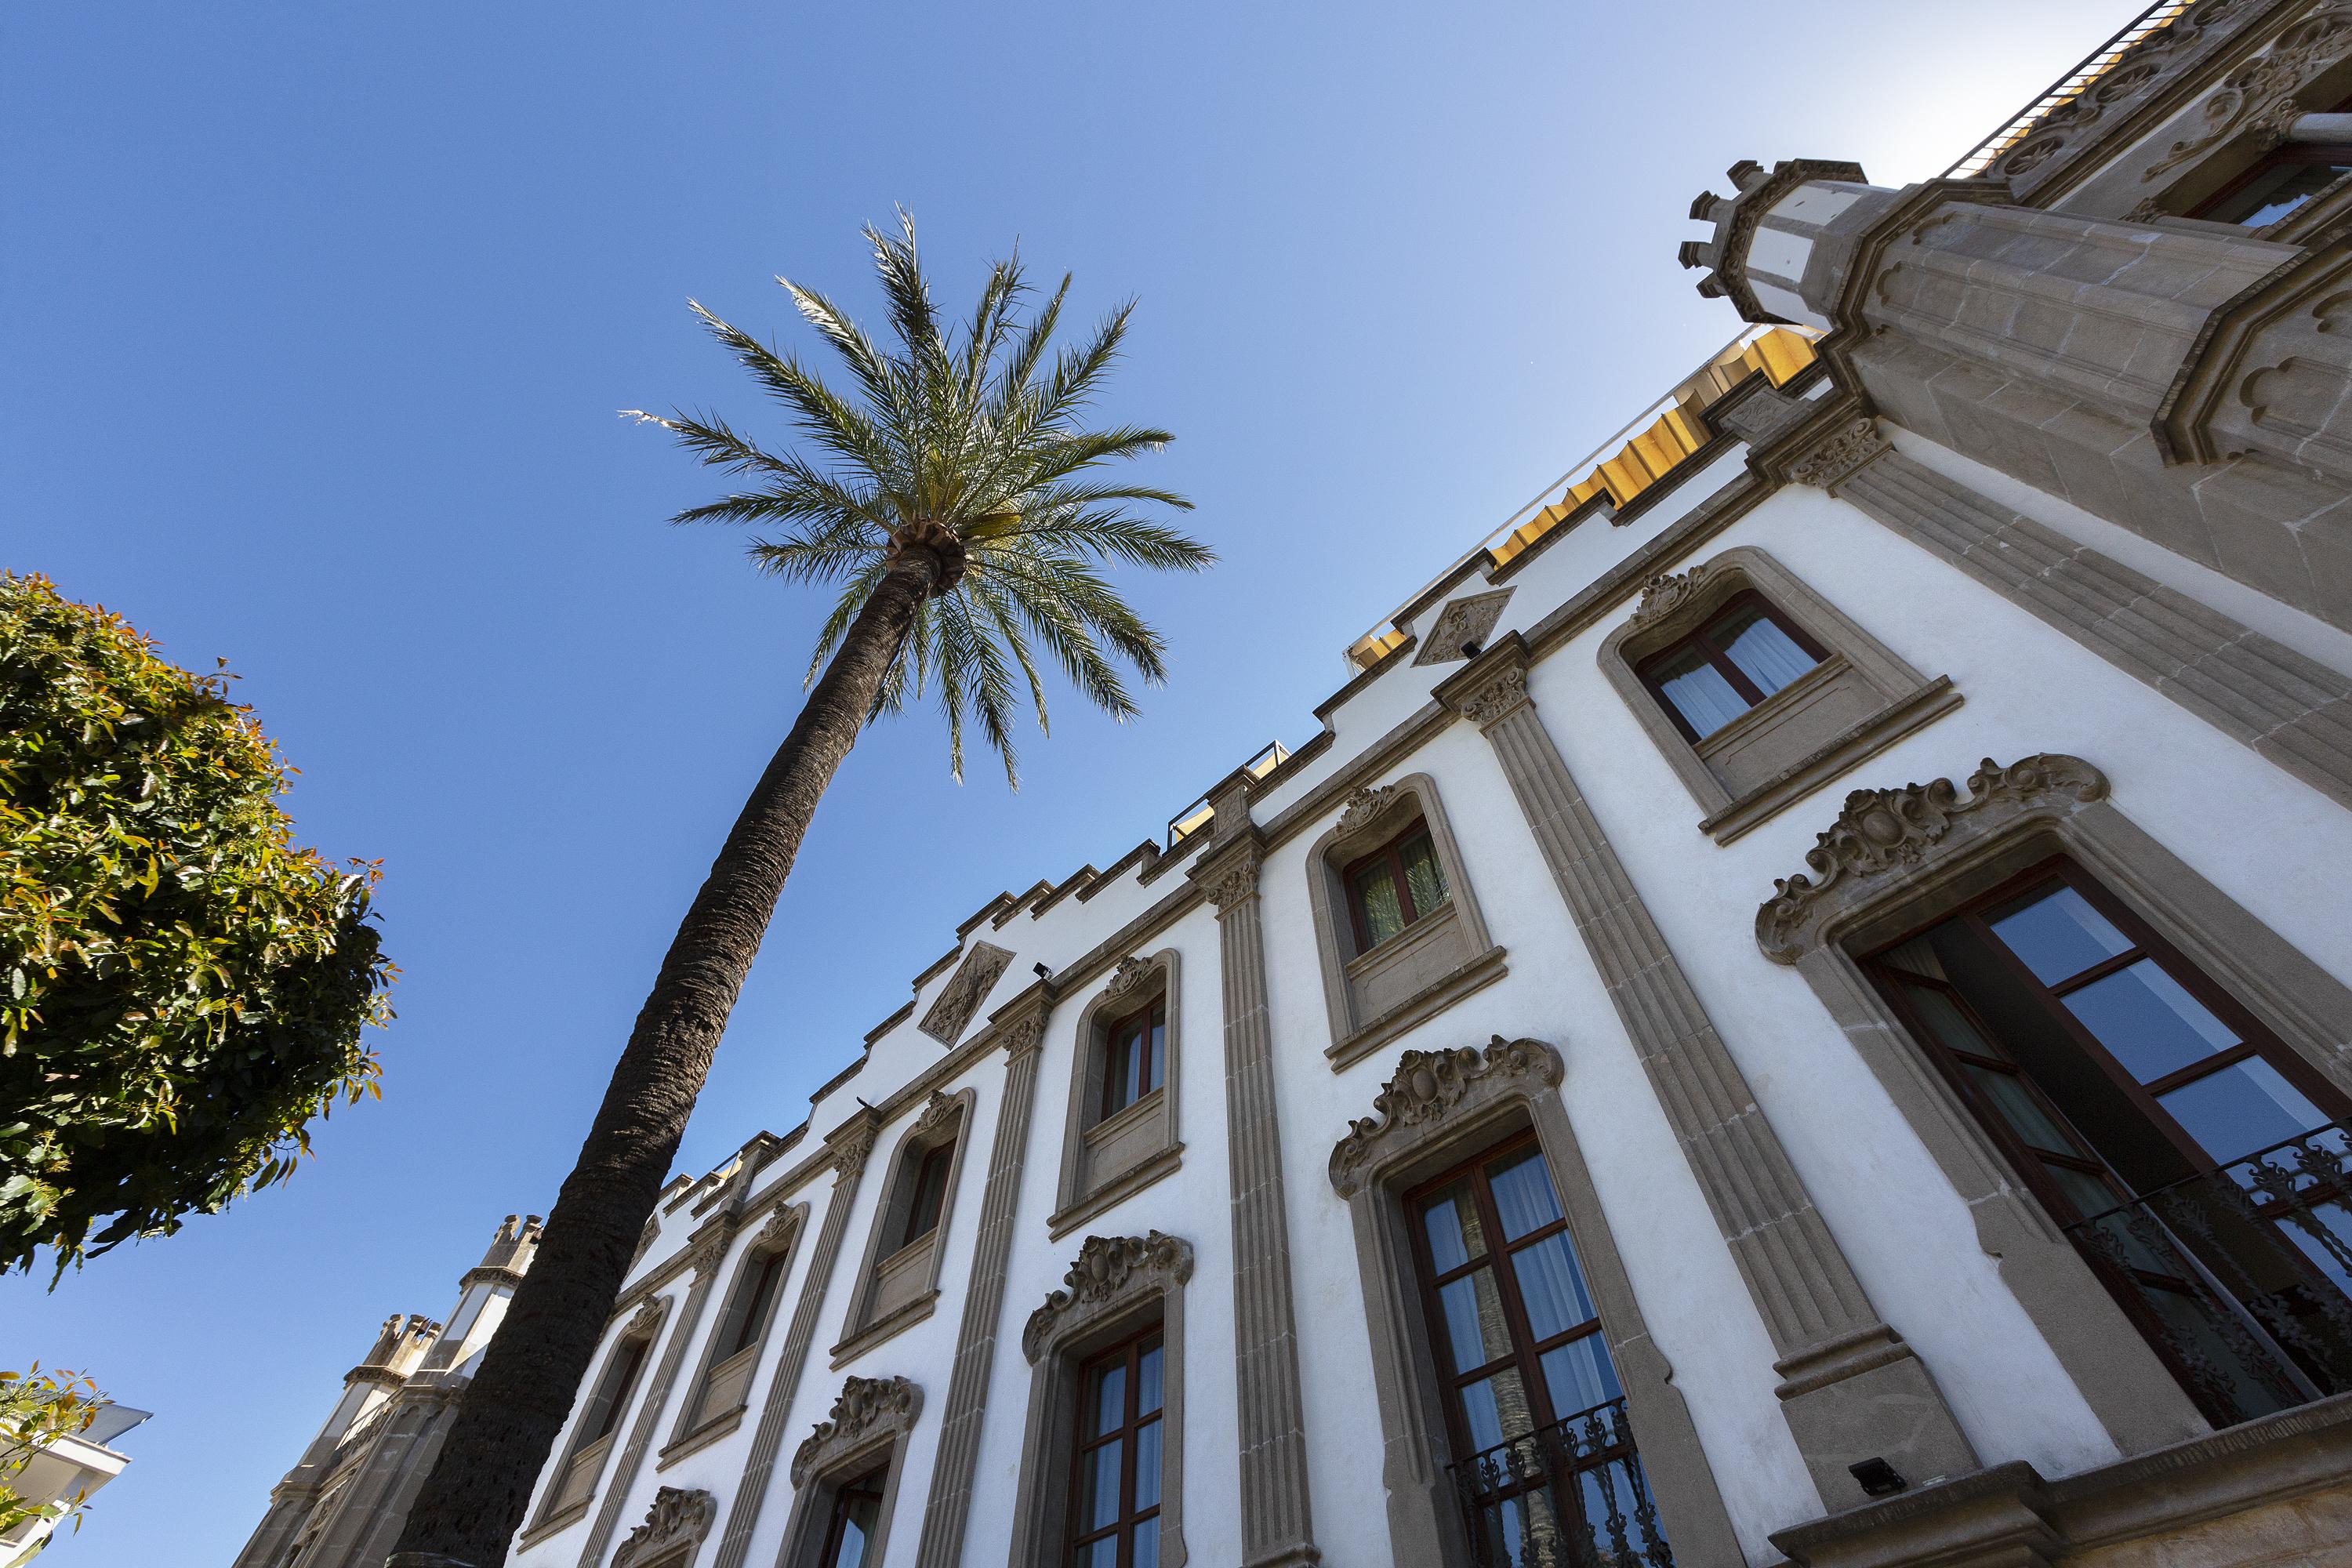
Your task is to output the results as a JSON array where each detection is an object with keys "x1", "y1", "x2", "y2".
[
  {"x1": 574, "y1": 1225, "x2": 728, "y2": 1568},
  {"x1": 913, "y1": 1003, "x2": 1052, "y2": 1568},
  {"x1": 1189, "y1": 771, "x2": 1320, "y2": 1568},
  {"x1": 706, "y1": 1111, "x2": 880, "y2": 1568},
  {"x1": 1777, "y1": 411, "x2": 2352, "y2": 812},
  {"x1": 1682, "y1": 158, "x2": 2352, "y2": 635},
  {"x1": 1436, "y1": 641, "x2": 1979, "y2": 1511}
]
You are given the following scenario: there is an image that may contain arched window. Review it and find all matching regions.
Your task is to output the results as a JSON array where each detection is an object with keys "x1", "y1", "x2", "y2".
[
  {"x1": 1053, "y1": 953, "x2": 1185, "y2": 1239},
  {"x1": 831, "y1": 1092, "x2": 972, "y2": 1364},
  {"x1": 668, "y1": 1207, "x2": 804, "y2": 1455},
  {"x1": 535, "y1": 1302, "x2": 664, "y2": 1529}
]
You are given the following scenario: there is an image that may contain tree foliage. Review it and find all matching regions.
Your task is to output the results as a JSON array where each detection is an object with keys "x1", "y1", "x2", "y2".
[
  {"x1": 0, "y1": 1364, "x2": 103, "y2": 1540},
  {"x1": 0, "y1": 572, "x2": 390, "y2": 1274}
]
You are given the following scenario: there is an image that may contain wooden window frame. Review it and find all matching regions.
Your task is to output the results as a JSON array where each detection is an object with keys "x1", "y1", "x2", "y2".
[
  {"x1": 1861, "y1": 855, "x2": 2350, "y2": 1197},
  {"x1": 1098, "y1": 997, "x2": 1167, "y2": 1122},
  {"x1": 1632, "y1": 588, "x2": 1829, "y2": 745},
  {"x1": 724, "y1": 1246, "x2": 791, "y2": 1360},
  {"x1": 815, "y1": 1465, "x2": 888, "y2": 1568},
  {"x1": 1343, "y1": 818, "x2": 1449, "y2": 953},
  {"x1": 898, "y1": 1141, "x2": 956, "y2": 1251},
  {"x1": 1065, "y1": 1323, "x2": 1167, "y2": 1568},
  {"x1": 1400, "y1": 1130, "x2": 1613, "y2": 1464}
]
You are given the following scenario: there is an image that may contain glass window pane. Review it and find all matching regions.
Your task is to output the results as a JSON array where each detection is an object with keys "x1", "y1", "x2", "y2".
[
  {"x1": 1419, "y1": 1183, "x2": 1486, "y2": 1272},
  {"x1": 1075, "y1": 1536, "x2": 1119, "y2": 1568},
  {"x1": 1353, "y1": 862, "x2": 1406, "y2": 947},
  {"x1": 1486, "y1": 1149, "x2": 1564, "y2": 1240},
  {"x1": 2157, "y1": 1057, "x2": 2328, "y2": 1165},
  {"x1": 1512, "y1": 1232, "x2": 1599, "y2": 1341},
  {"x1": 1901, "y1": 983, "x2": 1996, "y2": 1057},
  {"x1": 827, "y1": 1477, "x2": 882, "y2": 1568},
  {"x1": 1080, "y1": 1437, "x2": 1124, "y2": 1531},
  {"x1": 1651, "y1": 647, "x2": 1751, "y2": 737},
  {"x1": 1145, "y1": 1017, "x2": 1165, "y2": 1096},
  {"x1": 1131, "y1": 1522, "x2": 1160, "y2": 1568},
  {"x1": 1711, "y1": 604, "x2": 1818, "y2": 697},
  {"x1": 2061, "y1": 958, "x2": 2241, "y2": 1084},
  {"x1": 2206, "y1": 160, "x2": 2352, "y2": 227},
  {"x1": 1400, "y1": 833, "x2": 1447, "y2": 917},
  {"x1": 1089, "y1": 1362, "x2": 1126, "y2": 1436},
  {"x1": 1134, "y1": 1415, "x2": 1163, "y2": 1511},
  {"x1": 1540, "y1": 1334, "x2": 1624, "y2": 1423},
  {"x1": 1876, "y1": 935, "x2": 1950, "y2": 983},
  {"x1": 1136, "y1": 1341, "x2": 1163, "y2": 1416},
  {"x1": 1438, "y1": 1268, "x2": 1515, "y2": 1374},
  {"x1": 1987, "y1": 885, "x2": 2132, "y2": 986},
  {"x1": 1965, "y1": 1063, "x2": 2080, "y2": 1155},
  {"x1": 1457, "y1": 1367, "x2": 1539, "y2": 1454},
  {"x1": 2042, "y1": 1161, "x2": 2126, "y2": 1224}
]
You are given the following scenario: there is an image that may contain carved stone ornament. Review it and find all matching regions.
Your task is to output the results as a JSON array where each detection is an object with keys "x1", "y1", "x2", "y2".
[
  {"x1": 789, "y1": 1375, "x2": 922, "y2": 1489},
  {"x1": 919, "y1": 941, "x2": 1015, "y2": 1046},
  {"x1": 1022, "y1": 1231, "x2": 1196, "y2": 1363},
  {"x1": 830, "y1": 1119, "x2": 880, "y2": 1180},
  {"x1": 2145, "y1": 6, "x2": 2352, "y2": 180},
  {"x1": 1329, "y1": 1036, "x2": 1565, "y2": 1197},
  {"x1": 753, "y1": 1203, "x2": 801, "y2": 1253},
  {"x1": 1102, "y1": 954, "x2": 1157, "y2": 1003},
  {"x1": 1987, "y1": 0, "x2": 2251, "y2": 183},
  {"x1": 1755, "y1": 754, "x2": 2108, "y2": 964},
  {"x1": 2122, "y1": 196, "x2": 2169, "y2": 224},
  {"x1": 684, "y1": 1228, "x2": 730, "y2": 1277},
  {"x1": 1000, "y1": 1010, "x2": 1047, "y2": 1058},
  {"x1": 1449, "y1": 662, "x2": 1530, "y2": 728},
  {"x1": 1631, "y1": 561, "x2": 1721, "y2": 630},
  {"x1": 1784, "y1": 418, "x2": 1892, "y2": 492},
  {"x1": 911, "y1": 1088, "x2": 961, "y2": 1143},
  {"x1": 630, "y1": 1216, "x2": 661, "y2": 1269},
  {"x1": 610, "y1": 1486, "x2": 717, "y2": 1568},
  {"x1": 1412, "y1": 588, "x2": 1514, "y2": 666},
  {"x1": 622, "y1": 1296, "x2": 666, "y2": 1340},
  {"x1": 1200, "y1": 848, "x2": 1262, "y2": 912},
  {"x1": 1337, "y1": 782, "x2": 1400, "y2": 837}
]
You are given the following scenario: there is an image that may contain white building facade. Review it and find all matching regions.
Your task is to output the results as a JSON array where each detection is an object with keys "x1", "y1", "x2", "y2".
[{"x1": 260, "y1": 3, "x2": 2352, "y2": 1564}]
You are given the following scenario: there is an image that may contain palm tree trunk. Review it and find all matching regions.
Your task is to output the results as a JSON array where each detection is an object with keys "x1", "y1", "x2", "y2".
[{"x1": 388, "y1": 550, "x2": 943, "y2": 1568}]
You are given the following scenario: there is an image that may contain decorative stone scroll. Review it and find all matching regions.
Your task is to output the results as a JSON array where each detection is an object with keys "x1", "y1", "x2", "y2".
[
  {"x1": 910, "y1": 1089, "x2": 960, "y2": 1143},
  {"x1": 752, "y1": 1204, "x2": 800, "y2": 1254},
  {"x1": 2143, "y1": 5, "x2": 2352, "y2": 180},
  {"x1": 1631, "y1": 561, "x2": 1723, "y2": 630},
  {"x1": 1200, "y1": 847, "x2": 1262, "y2": 911},
  {"x1": 1450, "y1": 662, "x2": 1529, "y2": 728},
  {"x1": 1022, "y1": 1232, "x2": 1196, "y2": 1364},
  {"x1": 1328, "y1": 1037, "x2": 1563, "y2": 1198},
  {"x1": 919, "y1": 942, "x2": 1014, "y2": 1045},
  {"x1": 611, "y1": 1486, "x2": 717, "y2": 1568},
  {"x1": 1102, "y1": 955, "x2": 1156, "y2": 1004},
  {"x1": 1784, "y1": 417, "x2": 1892, "y2": 492},
  {"x1": 1336, "y1": 782, "x2": 1400, "y2": 836},
  {"x1": 1756, "y1": 754, "x2": 2109, "y2": 963},
  {"x1": 789, "y1": 1375, "x2": 923, "y2": 1489}
]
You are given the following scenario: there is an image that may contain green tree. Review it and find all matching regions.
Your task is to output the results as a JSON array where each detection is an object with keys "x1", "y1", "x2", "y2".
[
  {"x1": 0, "y1": 1364, "x2": 104, "y2": 1542},
  {"x1": 0, "y1": 573, "x2": 390, "y2": 1276},
  {"x1": 390, "y1": 218, "x2": 1209, "y2": 1567}
]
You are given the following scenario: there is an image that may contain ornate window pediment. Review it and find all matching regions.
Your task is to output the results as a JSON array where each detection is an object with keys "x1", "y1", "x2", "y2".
[
  {"x1": 1328, "y1": 1036, "x2": 1563, "y2": 1197},
  {"x1": 1754, "y1": 753, "x2": 2107, "y2": 963},
  {"x1": 790, "y1": 1375, "x2": 923, "y2": 1490},
  {"x1": 611, "y1": 1486, "x2": 716, "y2": 1568},
  {"x1": 1023, "y1": 1231, "x2": 1195, "y2": 1363}
]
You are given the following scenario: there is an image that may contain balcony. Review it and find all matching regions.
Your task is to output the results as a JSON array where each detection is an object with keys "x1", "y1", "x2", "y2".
[
  {"x1": 1446, "y1": 1396, "x2": 1671, "y2": 1568},
  {"x1": 2067, "y1": 1120, "x2": 2352, "y2": 1428}
]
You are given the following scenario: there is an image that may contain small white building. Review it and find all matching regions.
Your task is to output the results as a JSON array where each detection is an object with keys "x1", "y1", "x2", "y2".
[{"x1": 251, "y1": 3, "x2": 2352, "y2": 1564}]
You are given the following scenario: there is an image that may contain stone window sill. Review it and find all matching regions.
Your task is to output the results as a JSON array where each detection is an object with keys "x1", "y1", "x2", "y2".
[
  {"x1": 656, "y1": 1405, "x2": 747, "y2": 1470},
  {"x1": 1342, "y1": 899, "x2": 1458, "y2": 984},
  {"x1": 1081, "y1": 1085, "x2": 1165, "y2": 1152},
  {"x1": 1326, "y1": 945, "x2": 1508, "y2": 1071},
  {"x1": 1048, "y1": 1142, "x2": 1185, "y2": 1241},
  {"x1": 517, "y1": 1498, "x2": 592, "y2": 1549},
  {"x1": 828, "y1": 1289, "x2": 941, "y2": 1370},
  {"x1": 1697, "y1": 677, "x2": 1962, "y2": 845}
]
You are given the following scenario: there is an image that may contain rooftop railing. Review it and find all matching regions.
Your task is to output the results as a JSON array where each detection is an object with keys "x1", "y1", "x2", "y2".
[{"x1": 1940, "y1": 0, "x2": 2201, "y2": 180}]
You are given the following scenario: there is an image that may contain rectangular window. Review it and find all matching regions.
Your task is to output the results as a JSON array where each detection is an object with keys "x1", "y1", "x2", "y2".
[
  {"x1": 1864, "y1": 860, "x2": 2352, "y2": 1426},
  {"x1": 2192, "y1": 143, "x2": 2352, "y2": 227},
  {"x1": 546, "y1": 1334, "x2": 649, "y2": 1514},
  {"x1": 727, "y1": 1249, "x2": 791, "y2": 1359},
  {"x1": 1635, "y1": 591, "x2": 1826, "y2": 742},
  {"x1": 1069, "y1": 1327, "x2": 1165, "y2": 1568},
  {"x1": 1406, "y1": 1136, "x2": 1667, "y2": 1567},
  {"x1": 898, "y1": 1143, "x2": 955, "y2": 1251},
  {"x1": 1345, "y1": 822, "x2": 1450, "y2": 951},
  {"x1": 1102, "y1": 1000, "x2": 1167, "y2": 1119},
  {"x1": 818, "y1": 1467, "x2": 887, "y2": 1568}
]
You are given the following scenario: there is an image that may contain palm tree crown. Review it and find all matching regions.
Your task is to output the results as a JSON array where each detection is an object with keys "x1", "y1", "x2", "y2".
[{"x1": 631, "y1": 214, "x2": 1213, "y2": 781}]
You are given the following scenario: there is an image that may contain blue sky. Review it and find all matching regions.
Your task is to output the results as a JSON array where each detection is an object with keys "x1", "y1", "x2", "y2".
[{"x1": 2, "y1": 4, "x2": 2137, "y2": 1563}]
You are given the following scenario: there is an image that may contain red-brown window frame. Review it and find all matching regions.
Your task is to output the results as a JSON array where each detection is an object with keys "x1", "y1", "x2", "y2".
[
  {"x1": 1401, "y1": 1130, "x2": 1613, "y2": 1465},
  {"x1": 815, "y1": 1465, "x2": 887, "y2": 1568},
  {"x1": 1342, "y1": 818, "x2": 1447, "y2": 953},
  {"x1": 1098, "y1": 996, "x2": 1167, "y2": 1121},
  {"x1": 1066, "y1": 1323, "x2": 1165, "y2": 1568},
  {"x1": 1632, "y1": 589, "x2": 1828, "y2": 744},
  {"x1": 583, "y1": 1334, "x2": 649, "y2": 1446},
  {"x1": 724, "y1": 1247, "x2": 792, "y2": 1359},
  {"x1": 1860, "y1": 855, "x2": 2350, "y2": 1201}
]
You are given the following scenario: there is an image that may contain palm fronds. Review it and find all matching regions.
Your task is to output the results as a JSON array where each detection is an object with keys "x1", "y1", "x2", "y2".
[{"x1": 634, "y1": 213, "x2": 1210, "y2": 782}]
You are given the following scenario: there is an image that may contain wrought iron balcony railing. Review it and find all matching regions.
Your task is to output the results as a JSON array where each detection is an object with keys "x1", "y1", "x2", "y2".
[
  {"x1": 1446, "y1": 1396, "x2": 1671, "y2": 1568},
  {"x1": 2066, "y1": 1120, "x2": 2352, "y2": 1429}
]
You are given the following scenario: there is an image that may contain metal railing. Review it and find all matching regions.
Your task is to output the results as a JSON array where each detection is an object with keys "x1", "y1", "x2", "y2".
[
  {"x1": 2066, "y1": 1120, "x2": 2352, "y2": 1428},
  {"x1": 1447, "y1": 1396, "x2": 1671, "y2": 1568},
  {"x1": 1940, "y1": 0, "x2": 2201, "y2": 179}
]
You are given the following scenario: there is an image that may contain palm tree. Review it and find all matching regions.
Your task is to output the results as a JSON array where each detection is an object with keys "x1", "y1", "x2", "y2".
[{"x1": 388, "y1": 216, "x2": 1210, "y2": 1568}]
